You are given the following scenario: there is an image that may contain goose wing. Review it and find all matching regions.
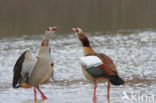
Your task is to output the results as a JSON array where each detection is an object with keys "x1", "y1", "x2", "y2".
[
  {"x1": 80, "y1": 56, "x2": 107, "y2": 77},
  {"x1": 80, "y1": 53, "x2": 117, "y2": 78},
  {"x1": 12, "y1": 50, "x2": 37, "y2": 88}
]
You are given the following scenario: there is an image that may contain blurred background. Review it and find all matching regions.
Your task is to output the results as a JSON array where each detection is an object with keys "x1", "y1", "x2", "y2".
[{"x1": 0, "y1": 0, "x2": 156, "y2": 37}]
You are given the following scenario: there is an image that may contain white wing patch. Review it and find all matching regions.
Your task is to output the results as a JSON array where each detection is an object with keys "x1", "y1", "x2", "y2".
[
  {"x1": 21, "y1": 51, "x2": 38, "y2": 78},
  {"x1": 80, "y1": 56, "x2": 103, "y2": 68}
]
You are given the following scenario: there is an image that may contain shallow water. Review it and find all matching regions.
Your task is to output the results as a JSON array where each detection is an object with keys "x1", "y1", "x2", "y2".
[{"x1": 0, "y1": 30, "x2": 156, "y2": 103}]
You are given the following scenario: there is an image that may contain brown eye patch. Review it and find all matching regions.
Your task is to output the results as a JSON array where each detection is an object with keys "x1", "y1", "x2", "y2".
[{"x1": 47, "y1": 27, "x2": 51, "y2": 31}]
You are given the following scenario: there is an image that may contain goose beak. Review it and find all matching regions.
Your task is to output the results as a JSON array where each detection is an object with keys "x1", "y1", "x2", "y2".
[
  {"x1": 52, "y1": 26, "x2": 58, "y2": 31},
  {"x1": 72, "y1": 28, "x2": 78, "y2": 33}
]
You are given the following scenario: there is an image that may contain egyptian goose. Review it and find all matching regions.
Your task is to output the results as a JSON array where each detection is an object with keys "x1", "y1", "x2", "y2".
[
  {"x1": 72, "y1": 28, "x2": 124, "y2": 102},
  {"x1": 12, "y1": 26, "x2": 58, "y2": 102}
]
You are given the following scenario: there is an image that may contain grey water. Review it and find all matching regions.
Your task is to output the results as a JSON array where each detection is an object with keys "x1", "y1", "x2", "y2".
[{"x1": 0, "y1": 30, "x2": 156, "y2": 103}]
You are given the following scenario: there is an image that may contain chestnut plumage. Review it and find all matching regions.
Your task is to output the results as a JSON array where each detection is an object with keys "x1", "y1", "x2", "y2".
[{"x1": 73, "y1": 27, "x2": 124, "y2": 102}]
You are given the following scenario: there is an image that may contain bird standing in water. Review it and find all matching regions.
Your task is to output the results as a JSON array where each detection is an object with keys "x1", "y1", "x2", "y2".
[
  {"x1": 72, "y1": 28, "x2": 124, "y2": 102},
  {"x1": 12, "y1": 26, "x2": 58, "y2": 103}
]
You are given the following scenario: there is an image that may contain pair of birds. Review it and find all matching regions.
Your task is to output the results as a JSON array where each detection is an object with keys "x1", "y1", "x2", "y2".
[{"x1": 12, "y1": 26, "x2": 124, "y2": 103}]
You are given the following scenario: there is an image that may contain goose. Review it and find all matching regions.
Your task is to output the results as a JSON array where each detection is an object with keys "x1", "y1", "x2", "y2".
[
  {"x1": 72, "y1": 28, "x2": 124, "y2": 102},
  {"x1": 12, "y1": 26, "x2": 58, "y2": 102}
]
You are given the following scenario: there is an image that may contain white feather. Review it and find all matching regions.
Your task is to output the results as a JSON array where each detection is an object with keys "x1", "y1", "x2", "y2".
[
  {"x1": 21, "y1": 51, "x2": 38, "y2": 77},
  {"x1": 80, "y1": 56, "x2": 103, "y2": 67}
]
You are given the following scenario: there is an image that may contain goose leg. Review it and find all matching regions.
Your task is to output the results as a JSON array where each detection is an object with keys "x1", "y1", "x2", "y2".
[
  {"x1": 34, "y1": 88, "x2": 37, "y2": 103},
  {"x1": 107, "y1": 82, "x2": 110, "y2": 101},
  {"x1": 93, "y1": 82, "x2": 97, "y2": 102},
  {"x1": 37, "y1": 86, "x2": 47, "y2": 100}
]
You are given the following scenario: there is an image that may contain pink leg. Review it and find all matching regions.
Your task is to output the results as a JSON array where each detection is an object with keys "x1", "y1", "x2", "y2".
[
  {"x1": 37, "y1": 86, "x2": 47, "y2": 100},
  {"x1": 34, "y1": 88, "x2": 37, "y2": 103},
  {"x1": 93, "y1": 82, "x2": 97, "y2": 102},
  {"x1": 107, "y1": 82, "x2": 110, "y2": 101}
]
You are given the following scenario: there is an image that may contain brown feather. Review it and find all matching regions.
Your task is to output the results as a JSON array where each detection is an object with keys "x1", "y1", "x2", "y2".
[
  {"x1": 86, "y1": 53, "x2": 117, "y2": 76},
  {"x1": 99, "y1": 64, "x2": 116, "y2": 76}
]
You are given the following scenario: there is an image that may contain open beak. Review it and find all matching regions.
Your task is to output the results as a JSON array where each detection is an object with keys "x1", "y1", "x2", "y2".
[
  {"x1": 72, "y1": 28, "x2": 78, "y2": 33},
  {"x1": 52, "y1": 26, "x2": 58, "y2": 31}
]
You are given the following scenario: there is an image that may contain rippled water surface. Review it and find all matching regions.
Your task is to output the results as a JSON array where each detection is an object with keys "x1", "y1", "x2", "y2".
[{"x1": 0, "y1": 31, "x2": 156, "y2": 103}]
